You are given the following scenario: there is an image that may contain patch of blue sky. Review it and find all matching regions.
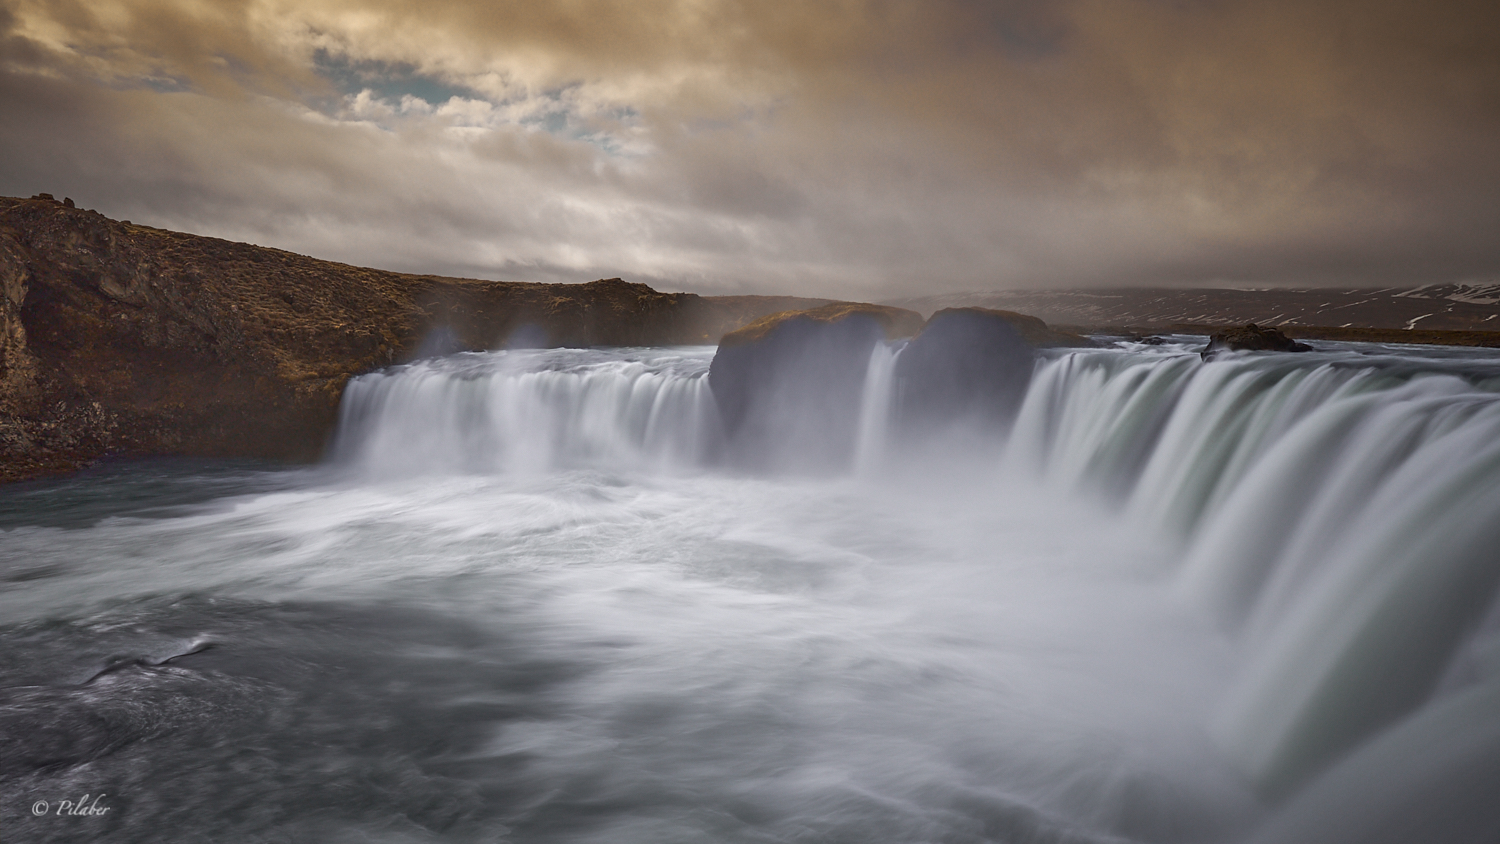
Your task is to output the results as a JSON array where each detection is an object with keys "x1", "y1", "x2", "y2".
[
  {"x1": 86, "y1": 59, "x2": 191, "y2": 93},
  {"x1": 135, "y1": 75, "x2": 193, "y2": 93},
  {"x1": 314, "y1": 51, "x2": 643, "y2": 155},
  {"x1": 601, "y1": 105, "x2": 641, "y2": 124},
  {"x1": 573, "y1": 131, "x2": 631, "y2": 157},
  {"x1": 510, "y1": 95, "x2": 643, "y2": 155},
  {"x1": 313, "y1": 49, "x2": 476, "y2": 106},
  {"x1": 531, "y1": 111, "x2": 571, "y2": 134}
]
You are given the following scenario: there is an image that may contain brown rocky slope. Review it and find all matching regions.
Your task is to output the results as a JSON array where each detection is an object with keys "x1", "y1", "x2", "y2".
[{"x1": 0, "y1": 195, "x2": 830, "y2": 483}]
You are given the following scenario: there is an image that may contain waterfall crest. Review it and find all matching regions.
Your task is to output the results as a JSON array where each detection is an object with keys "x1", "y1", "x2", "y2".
[{"x1": 332, "y1": 347, "x2": 723, "y2": 476}]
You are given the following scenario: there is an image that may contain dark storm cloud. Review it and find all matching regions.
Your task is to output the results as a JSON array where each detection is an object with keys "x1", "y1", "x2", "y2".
[{"x1": 1, "y1": 0, "x2": 1497, "y2": 296}]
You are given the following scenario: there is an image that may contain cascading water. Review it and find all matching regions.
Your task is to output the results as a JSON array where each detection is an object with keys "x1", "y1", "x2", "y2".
[
  {"x1": 852, "y1": 341, "x2": 901, "y2": 475},
  {"x1": 1001, "y1": 343, "x2": 1500, "y2": 826},
  {"x1": 332, "y1": 347, "x2": 724, "y2": 476},
  {"x1": 3, "y1": 337, "x2": 1499, "y2": 843}
]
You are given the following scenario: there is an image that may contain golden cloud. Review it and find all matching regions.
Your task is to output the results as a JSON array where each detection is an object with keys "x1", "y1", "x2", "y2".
[{"x1": 2, "y1": 0, "x2": 1497, "y2": 295}]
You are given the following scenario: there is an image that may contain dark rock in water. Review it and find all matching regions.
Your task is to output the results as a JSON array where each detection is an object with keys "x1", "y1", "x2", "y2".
[
  {"x1": 710, "y1": 303, "x2": 922, "y2": 472},
  {"x1": 707, "y1": 303, "x2": 1088, "y2": 470},
  {"x1": 922, "y1": 308, "x2": 1096, "y2": 350},
  {"x1": 716, "y1": 302, "x2": 924, "y2": 351},
  {"x1": 894, "y1": 308, "x2": 1066, "y2": 437},
  {"x1": 1201, "y1": 324, "x2": 1313, "y2": 360}
]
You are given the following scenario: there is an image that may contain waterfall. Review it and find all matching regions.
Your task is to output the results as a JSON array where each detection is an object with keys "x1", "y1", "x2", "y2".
[
  {"x1": 853, "y1": 340, "x2": 901, "y2": 474},
  {"x1": 1003, "y1": 344, "x2": 1500, "y2": 808},
  {"x1": 332, "y1": 347, "x2": 723, "y2": 476},
  {"x1": 331, "y1": 339, "x2": 1500, "y2": 834}
]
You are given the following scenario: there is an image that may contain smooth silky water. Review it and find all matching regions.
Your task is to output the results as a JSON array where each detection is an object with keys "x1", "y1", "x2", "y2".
[{"x1": 3, "y1": 341, "x2": 1500, "y2": 843}]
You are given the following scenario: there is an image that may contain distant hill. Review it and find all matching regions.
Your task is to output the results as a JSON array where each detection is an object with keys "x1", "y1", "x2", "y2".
[{"x1": 888, "y1": 286, "x2": 1500, "y2": 331}]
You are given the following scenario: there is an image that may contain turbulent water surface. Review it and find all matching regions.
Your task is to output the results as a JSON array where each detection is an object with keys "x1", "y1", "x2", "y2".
[{"x1": 4, "y1": 340, "x2": 1500, "y2": 843}]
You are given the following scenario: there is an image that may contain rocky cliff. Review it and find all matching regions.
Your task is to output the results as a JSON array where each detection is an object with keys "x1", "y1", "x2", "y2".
[
  {"x1": 892, "y1": 308, "x2": 1091, "y2": 440},
  {"x1": 0, "y1": 195, "x2": 829, "y2": 482},
  {"x1": 709, "y1": 303, "x2": 924, "y2": 472},
  {"x1": 707, "y1": 303, "x2": 1091, "y2": 473}
]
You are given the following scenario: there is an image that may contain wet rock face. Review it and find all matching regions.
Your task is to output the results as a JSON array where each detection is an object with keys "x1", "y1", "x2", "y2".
[
  {"x1": 714, "y1": 302, "x2": 925, "y2": 351},
  {"x1": 707, "y1": 304, "x2": 1084, "y2": 468},
  {"x1": 893, "y1": 308, "x2": 1040, "y2": 437},
  {"x1": 926, "y1": 307, "x2": 1097, "y2": 351},
  {"x1": 709, "y1": 304, "x2": 923, "y2": 472},
  {"x1": 1201, "y1": 324, "x2": 1313, "y2": 359}
]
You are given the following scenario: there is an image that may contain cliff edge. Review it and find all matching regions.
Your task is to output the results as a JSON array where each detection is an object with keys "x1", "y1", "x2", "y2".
[{"x1": 0, "y1": 195, "x2": 827, "y2": 482}]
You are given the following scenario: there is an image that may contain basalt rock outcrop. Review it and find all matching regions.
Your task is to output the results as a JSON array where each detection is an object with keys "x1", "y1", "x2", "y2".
[
  {"x1": 708, "y1": 303, "x2": 924, "y2": 472},
  {"x1": 1201, "y1": 323, "x2": 1313, "y2": 360},
  {"x1": 708, "y1": 303, "x2": 1088, "y2": 471},
  {"x1": 894, "y1": 308, "x2": 1092, "y2": 437},
  {"x1": 0, "y1": 195, "x2": 831, "y2": 482},
  {"x1": 924, "y1": 307, "x2": 1096, "y2": 352}
]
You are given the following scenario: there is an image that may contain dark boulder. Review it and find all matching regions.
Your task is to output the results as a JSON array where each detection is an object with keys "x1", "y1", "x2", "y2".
[
  {"x1": 1202, "y1": 324, "x2": 1312, "y2": 360},
  {"x1": 709, "y1": 303, "x2": 923, "y2": 472},
  {"x1": 715, "y1": 302, "x2": 925, "y2": 351},
  {"x1": 706, "y1": 303, "x2": 1091, "y2": 471},
  {"x1": 894, "y1": 308, "x2": 1078, "y2": 437},
  {"x1": 926, "y1": 308, "x2": 1096, "y2": 350}
]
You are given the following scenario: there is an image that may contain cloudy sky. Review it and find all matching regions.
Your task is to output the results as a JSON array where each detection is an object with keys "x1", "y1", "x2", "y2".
[{"x1": 1, "y1": 0, "x2": 1496, "y2": 298}]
